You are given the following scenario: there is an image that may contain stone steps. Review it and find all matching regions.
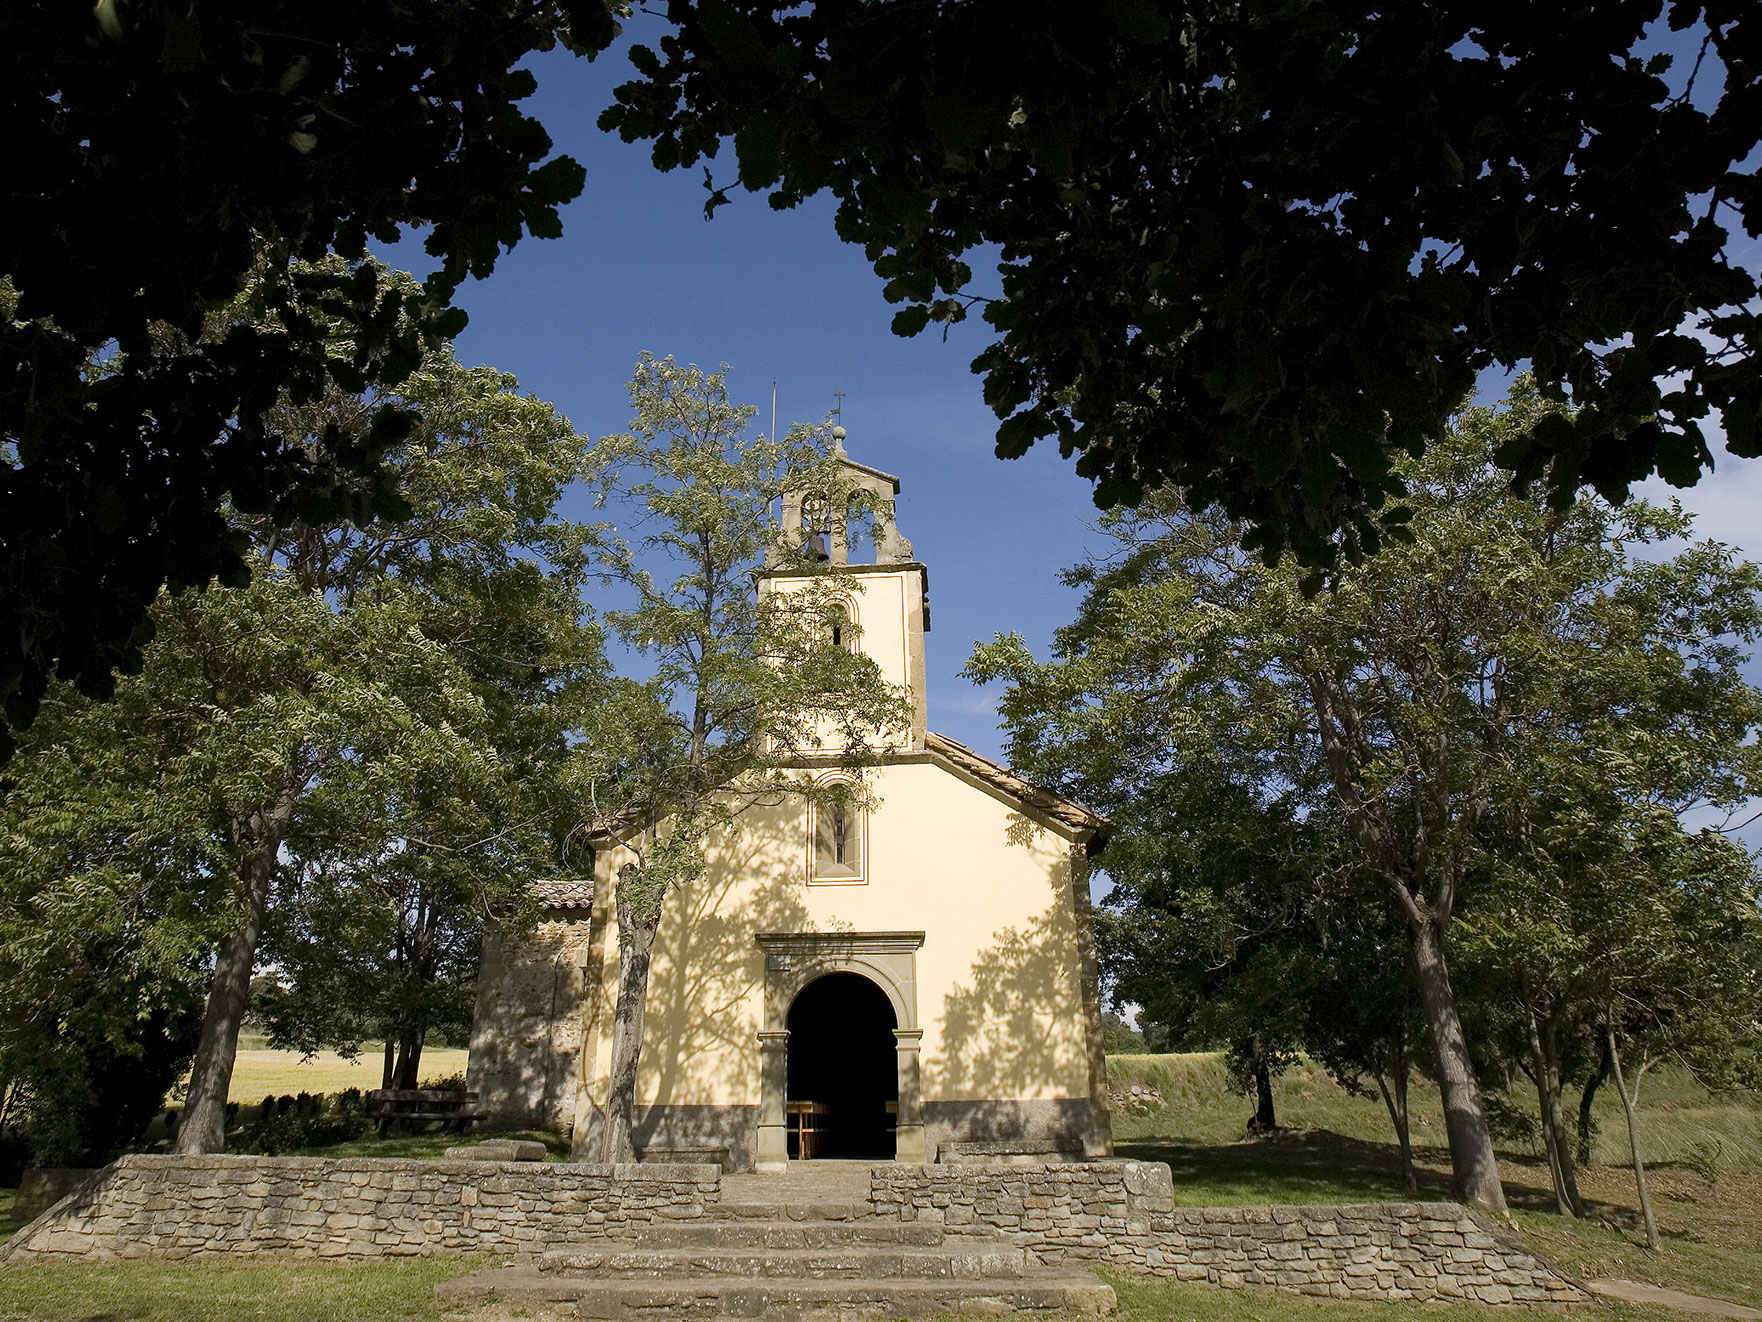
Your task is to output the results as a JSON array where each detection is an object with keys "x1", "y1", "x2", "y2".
[
  {"x1": 435, "y1": 1268, "x2": 1117, "y2": 1318},
  {"x1": 548, "y1": 1220, "x2": 949, "y2": 1249},
  {"x1": 715, "y1": 1200, "x2": 876, "y2": 1222},
  {"x1": 535, "y1": 1242, "x2": 1034, "y2": 1279},
  {"x1": 434, "y1": 1161, "x2": 1117, "y2": 1318}
]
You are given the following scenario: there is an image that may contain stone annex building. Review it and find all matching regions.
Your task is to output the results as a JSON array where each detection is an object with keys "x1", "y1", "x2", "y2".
[{"x1": 466, "y1": 437, "x2": 1113, "y2": 1172}]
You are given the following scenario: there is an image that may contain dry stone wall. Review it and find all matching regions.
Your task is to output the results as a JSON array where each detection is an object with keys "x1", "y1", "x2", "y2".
[
  {"x1": 869, "y1": 1163, "x2": 1586, "y2": 1306},
  {"x1": 1, "y1": 1155, "x2": 719, "y2": 1262}
]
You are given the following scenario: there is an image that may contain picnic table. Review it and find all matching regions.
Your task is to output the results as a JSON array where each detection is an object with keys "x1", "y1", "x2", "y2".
[{"x1": 366, "y1": 1088, "x2": 480, "y2": 1135}]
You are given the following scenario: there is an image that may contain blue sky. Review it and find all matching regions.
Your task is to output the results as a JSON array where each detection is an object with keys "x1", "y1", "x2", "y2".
[
  {"x1": 381, "y1": 41, "x2": 1108, "y2": 759},
  {"x1": 383, "y1": 27, "x2": 1761, "y2": 801}
]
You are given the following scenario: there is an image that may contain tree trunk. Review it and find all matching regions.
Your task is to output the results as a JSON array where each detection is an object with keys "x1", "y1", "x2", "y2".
[
  {"x1": 1373, "y1": 1029, "x2": 1418, "y2": 1193},
  {"x1": 176, "y1": 830, "x2": 278, "y2": 1155},
  {"x1": 1248, "y1": 1038, "x2": 1277, "y2": 1134},
  {"x1": 1409, "y1": 915, "x2": 1508, "y2": 1214},
  {"x1": 1578, "y1": 1035, "x2": 1612, "y2": 1167},
  {"x1": 1607, "y1": 1022, "x2": 1660, "y2": 1250},
  {"x1": 1525, "y1": 991, "x2": 1585, "y2": 1216},
  {"x1": 600, "y1": 893, "x2": 660, "y2": 1164},
  {"x1": 382, "y1": 1037, "x2": 396, "y2": 1091},
  {"x1": 393, "y1": 1028, "x2": 424, "y2": 1090}
]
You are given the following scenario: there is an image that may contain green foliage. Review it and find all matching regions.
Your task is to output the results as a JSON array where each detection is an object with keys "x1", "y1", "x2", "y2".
[
  {"x1": 969, "y1": 378, "x2": 1762, "y2": 1203},
  {"x1": 606, "y1": 3, "x2": 1760, "y2": 572},
  {"x1": 0, "y1": 303, "x2": 603, "y2": 1158},
  {"x1": 1101, "y1": 1011, "x2": 1146, "y2": 1054},
  {"x1": 235, "y1": 1091, "x2": 372, "y2": 1157},
  {"x1": 2, "y1": 0, "x2": 618, "y2": 757},
  {"x1": 573, "y1": 354, "x2": 914, "y2": 922}
]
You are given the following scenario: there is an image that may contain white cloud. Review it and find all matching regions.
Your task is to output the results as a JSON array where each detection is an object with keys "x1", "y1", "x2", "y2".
[
  {"x1": 933, "y1": 691, "x2": 999, "y2": 718},
  {"x1": 1634, "y1": 449, "x2": 1762, "y2": 559}
]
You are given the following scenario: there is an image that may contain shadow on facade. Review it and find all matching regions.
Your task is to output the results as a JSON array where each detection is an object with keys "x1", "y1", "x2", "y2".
[{"x1": 925, "y1": 852, "x2": 1096, "y2": 1151}]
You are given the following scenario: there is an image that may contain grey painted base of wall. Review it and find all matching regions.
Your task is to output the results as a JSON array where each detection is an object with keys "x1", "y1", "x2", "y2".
[
  {"x1": 571, "y1": 1100, "x2": 1100, "y2": 1170},
  {"x1": 632, "y1": 1105, "x2": 759, "y2": 1172},
  {"x1": 923, "y1": 1098, "x2": 1104, "y2": 1160}
]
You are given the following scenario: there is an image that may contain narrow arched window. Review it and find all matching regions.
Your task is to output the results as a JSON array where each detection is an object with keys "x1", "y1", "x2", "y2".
[
  {"x1": 825, "y1": 602, "x2": 857, "y2": 652},
  {"x1": 810, "y1": 784, "x2": 865, "y2": 883}
]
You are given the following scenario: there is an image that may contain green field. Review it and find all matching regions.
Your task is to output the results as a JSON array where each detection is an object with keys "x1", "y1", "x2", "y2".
[{"x1": 220, "y1": 1047, "x2": 471, "y2": 1102}]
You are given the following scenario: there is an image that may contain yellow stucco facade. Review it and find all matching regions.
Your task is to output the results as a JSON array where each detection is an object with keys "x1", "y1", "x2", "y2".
[{"x1": 467, "y1": 439, "x2": 1111, "y2": 1169}]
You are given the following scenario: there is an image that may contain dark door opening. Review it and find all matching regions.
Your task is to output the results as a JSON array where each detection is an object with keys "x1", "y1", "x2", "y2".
[{"x1": 785, "y1": 972, "x2": 898, "y2": 1159}]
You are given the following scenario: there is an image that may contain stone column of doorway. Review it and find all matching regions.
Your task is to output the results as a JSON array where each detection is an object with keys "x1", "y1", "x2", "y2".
[
  {"x1": 893, "y1": 1028, "x2": 926, "y2": 1163},
  {"x1": 756, "y1": 1030, "x2": 790, "y2": 1172}
]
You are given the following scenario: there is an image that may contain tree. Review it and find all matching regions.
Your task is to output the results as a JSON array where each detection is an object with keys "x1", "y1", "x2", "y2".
[
  {"x1": 0, "y1": 680, "x2": 213, "y2": 1166},
  {"x1": 1099, "y1": 1012, "x2": 1146, "y2": 1054},
  {"x1": 1291, "y1": 907, "x2": 1429, "y2": 1194},
  {"x1": 966, "y1": 381, "x2": 1762, "y2": 1214},
  {"x1": 572, "y1": 355, "x2": 913, "y2": 1162},
  {"x1": 0, "y1": 336, "x2": 601, "y2": 1155},
  {"x1": 1093, "y1": 764, "x2": 1425, "y2": 1177},
  {"x1": 1574, "y1": 821, "x2": 1761, "y2": 1243},
  {"x1": 605, "y1": 1, "x2": 1760, "y2": 570},
  {"x1": 1445, "y1": 503, "x2": 1762, "y2": 1218},
  {"x1": 257, "y1": 709, "x2": 552, "y2": 1092},
  {"x1": 1095, "y1": 770, "x2": 1312, "y2": 1134},
  {"x1": 2, "y1": 0, "x2": 618, "y2": 756}
]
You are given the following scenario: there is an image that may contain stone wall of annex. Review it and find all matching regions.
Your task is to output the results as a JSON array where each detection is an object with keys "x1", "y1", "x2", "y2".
[{"x1": 467, "y1": 913, "x2": 597, "y2": 1131}]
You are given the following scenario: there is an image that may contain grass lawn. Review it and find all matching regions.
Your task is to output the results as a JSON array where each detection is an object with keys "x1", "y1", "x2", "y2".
[
  {"x1": 1092, "y1": 1267, "x2": 1680, "y2": 1322},
  {"x1": 1109, "y1": 1053, "x2": 1762, "y2": 1312},
  {"x1": 0, "y1": 1258, "x2": 482, "y2": 1322},
  {"x1": 0, "y1": 1260, "x2": 1683, "y2": 1322}
]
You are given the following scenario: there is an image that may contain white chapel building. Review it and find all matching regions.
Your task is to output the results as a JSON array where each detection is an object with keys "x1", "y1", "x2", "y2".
[{"x1": 466, "y1": 439, "x2": 1113, "y2": 1171}]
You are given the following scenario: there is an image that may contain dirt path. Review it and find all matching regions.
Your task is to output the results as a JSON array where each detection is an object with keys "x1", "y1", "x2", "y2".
[{"x1": 1588, "y1": 1279, "x2": 1762, "y2": 1320}]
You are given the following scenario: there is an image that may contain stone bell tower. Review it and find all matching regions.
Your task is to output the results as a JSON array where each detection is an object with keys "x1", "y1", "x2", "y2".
[{"x1": 762, "y1": 426, "x2": 930, "y2": 750}]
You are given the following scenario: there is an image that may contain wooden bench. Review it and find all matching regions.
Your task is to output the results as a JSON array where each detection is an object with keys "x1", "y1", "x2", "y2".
[
  {"x1": 366, "y1": 1088, "x2": 480, "y2": 1135},
  {"x1": 785, "y1": 1100, "x2": 828, "y2": 1160}
]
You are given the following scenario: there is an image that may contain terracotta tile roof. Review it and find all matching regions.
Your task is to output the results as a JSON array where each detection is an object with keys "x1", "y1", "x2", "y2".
[
  {"x1": 924, "y1": 732, "x2": 1107, "y2": 837},
  {"x1": 532, "y1": 878, "x2": 595, "y2": 909}
]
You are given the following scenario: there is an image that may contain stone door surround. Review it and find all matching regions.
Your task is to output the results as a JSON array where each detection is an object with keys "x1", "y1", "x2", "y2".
[{"x1": 754, "y1": 931, "x2": 926, "y2": 1170}]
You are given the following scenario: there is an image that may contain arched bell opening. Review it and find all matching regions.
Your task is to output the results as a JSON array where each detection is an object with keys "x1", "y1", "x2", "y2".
[{"x1": 784, "y1": 971, "x2": 898, "y2": 1159}]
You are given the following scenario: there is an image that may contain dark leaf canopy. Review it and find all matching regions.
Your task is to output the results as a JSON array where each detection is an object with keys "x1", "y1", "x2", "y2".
[
  {"x1": 605, "y1": 0, "x2": 1761, "y2": 567},
  {"x1": 1, "y1": 0, "x2": 617, "y2": 755}
]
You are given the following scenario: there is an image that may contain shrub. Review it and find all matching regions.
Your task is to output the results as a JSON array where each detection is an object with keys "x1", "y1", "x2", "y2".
[{"x1": 239, "y1": 1091, "x2": 370, "y2": 1155}]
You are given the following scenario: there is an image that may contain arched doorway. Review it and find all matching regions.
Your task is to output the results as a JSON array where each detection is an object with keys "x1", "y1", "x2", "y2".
[{"x1": 785, "y1": 972, "x2": 898, "y2": 1159}]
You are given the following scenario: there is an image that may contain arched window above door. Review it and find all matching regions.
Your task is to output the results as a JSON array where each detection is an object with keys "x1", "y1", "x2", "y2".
[{"x1": 809, "y1": 780, "x2": 866, "y2": 883}]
